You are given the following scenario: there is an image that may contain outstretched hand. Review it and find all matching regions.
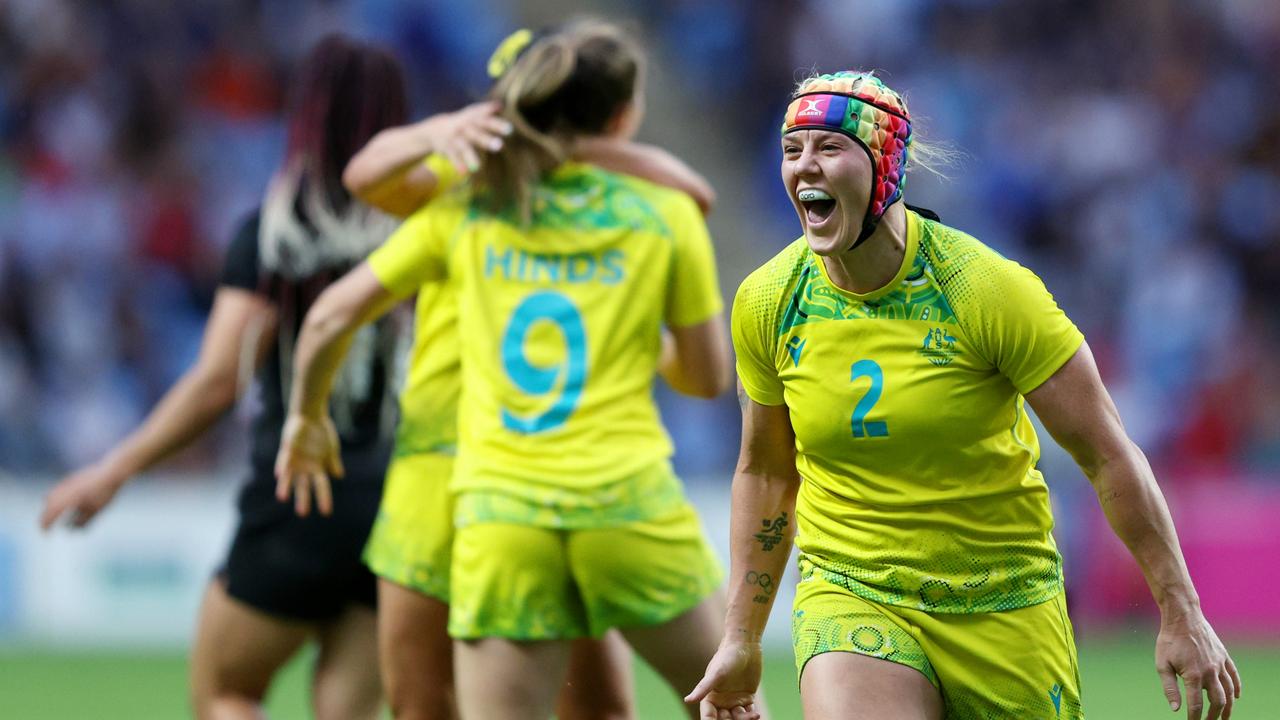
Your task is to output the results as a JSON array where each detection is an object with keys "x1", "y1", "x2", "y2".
[
  {"x1": 1156, "y1": 612, "x2": 1241, "y2": 720},
  {"x1": 685, "y1": 640, "x2": 764, "y2": 720},
  {"x1": 39, "y1": 463, "x2": 127, "y2": 530},
  {"x1": 274, "y1": 412, "x2": 344, "y2": 517}
]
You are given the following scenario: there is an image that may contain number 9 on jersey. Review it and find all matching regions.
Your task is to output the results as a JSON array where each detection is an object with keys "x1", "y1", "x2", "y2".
[{"x1": 500, "y1": 291, "x2": 588, "y2": 434}]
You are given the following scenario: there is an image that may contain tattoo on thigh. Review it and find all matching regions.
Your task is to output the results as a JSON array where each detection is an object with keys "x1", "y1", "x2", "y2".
[
  {"x1": 754, "y1": 511, "x2": 789, "y2": 551},
  {"x1": 745, "y1": 570, "x2": 774, "y2": 604}
]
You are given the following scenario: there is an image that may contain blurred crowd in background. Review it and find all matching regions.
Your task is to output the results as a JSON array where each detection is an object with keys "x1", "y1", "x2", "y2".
[{"x1": 2, "y1": 0, "x2": 1277, "y2": 486}]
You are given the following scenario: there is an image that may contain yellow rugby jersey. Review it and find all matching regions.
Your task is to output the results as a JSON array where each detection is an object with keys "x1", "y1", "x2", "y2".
[
  {"x1": 389, "y1": 280, "x2": 459, "y2": 456},
  {"x1": 368, "y1": 162, "x2": 722, "y2": 498},
  {"x1": 733, "y1": 209, "x2": 1084, "y2": 613},
  {"x1": 380, "y1": 154, "x2": 464, "y2": 457}
]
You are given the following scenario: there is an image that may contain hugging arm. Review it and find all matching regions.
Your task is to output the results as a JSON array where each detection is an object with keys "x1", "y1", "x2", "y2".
[
  {"x1": 346, "y1": 105, "x2": 716, "y2": 219},
  {"x1": 343, "y1": 102, "x2": 511, "y2": 217}
]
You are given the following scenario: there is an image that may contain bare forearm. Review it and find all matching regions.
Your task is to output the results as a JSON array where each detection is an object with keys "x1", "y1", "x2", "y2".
[
  {"x1": 289, "y1": 313, "x2": 358, "y2": 419},
  {"x1": 287, "y1": 265, "x2": 404, "y2": 419},
  {"x1": 103, "y1": 371, "x2": 237, "y2": 478},
  {"x1": 344, "y1": 123, "x2": 437, "y2": 204},
  {"x1": 723, "y1": 470, "x2": 800, "y2": 642},
  {"x1": 659, "y1": 320, "x2": 732, "y2": 399},
  {"x1": 1090, "y1": 443, "x2": 1199, "y2": 617},
  {"x1": 658, "y1": 331, "x2": 715, "y2": 398}
]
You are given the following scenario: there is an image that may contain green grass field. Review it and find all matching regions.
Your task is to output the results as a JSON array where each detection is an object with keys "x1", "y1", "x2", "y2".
[{"x1": 1, "y1": 637, "x2": 1275, "y2": 718}]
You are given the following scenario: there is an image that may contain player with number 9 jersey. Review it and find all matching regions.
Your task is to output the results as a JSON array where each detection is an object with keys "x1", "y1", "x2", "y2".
[
  {"x1": 282, "y1": 21, "x2": 742, "y2": 718},
  {"x1": 352, "y1": 120, "x2": 725, "y2": 715},
  {"x1": 367, "y1": 20, "x2": 740, "y2": 715},
  {"x1": 367, "y1": 162, "x2": 722, "y2": 512}
]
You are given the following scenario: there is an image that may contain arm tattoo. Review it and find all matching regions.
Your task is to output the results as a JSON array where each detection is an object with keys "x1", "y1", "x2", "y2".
[
  {"x1": 737, "y1": 384, "x2": 749, "y2": 410},
  {"x1": 753, "y1": 511, "x2": 789, "y2": 551},
  {"x1": 1099, "y1": 487, "x2": 1125, "y2": 504},
  {"x1": 745, "y1": 570, "x2": 775, "y2": 603}
]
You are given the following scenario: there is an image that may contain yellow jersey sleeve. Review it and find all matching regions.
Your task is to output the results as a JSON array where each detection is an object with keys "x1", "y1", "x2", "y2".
[
  {"x1": 729, "y1": 239, "x2": 810, "y2": 407},
  {"x1": 663, "y1": 193, "x2": 723, "y2": 327},
  {"x1": 731, "y1": 270, "x2": 785, "y2": 406},
  {"x1": 423, "y1": 153, "x2": 464, "y2": 196},
  {"x1": 366, "y1": 199, "x2": 464, "y2": 296},
  {"x1": 947, "y1": 256, "x2": 1083, "y2": 395},
  {"x1": 665, "y1": 190, "x2": 727, "y2": 325},
  {"x1": 364, "y1": 154, "x2": 466, "y2": 296}
]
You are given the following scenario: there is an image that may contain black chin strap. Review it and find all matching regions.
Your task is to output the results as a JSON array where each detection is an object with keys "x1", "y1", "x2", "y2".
[
  {"x1": 905, "y1": 203, "x2": 940, "y2": 221},
  {"x1": 849, "y1": 214, "x2": 879, "y2": 251},
  {"x1": 849, "y1": 202, "x2": 941, "y2": 250},
  {"x1": 849, "y1": 215, "x2": 880, "y2": 249},
  {"x1": 851, "y1": 192, "x2": 899, "y2": 250}
]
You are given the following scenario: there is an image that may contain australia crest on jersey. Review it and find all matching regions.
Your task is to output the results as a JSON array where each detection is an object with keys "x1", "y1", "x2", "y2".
[{"x1": 919, "y1": 327, "x2": 962, "y2": 366}]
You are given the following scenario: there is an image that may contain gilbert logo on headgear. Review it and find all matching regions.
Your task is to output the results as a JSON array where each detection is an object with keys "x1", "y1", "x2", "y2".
[{"x1": 798, "y1": 97, "x2": 826, "y2": 117}]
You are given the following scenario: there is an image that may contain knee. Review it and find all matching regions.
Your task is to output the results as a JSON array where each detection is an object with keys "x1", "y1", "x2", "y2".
[
  {"x1": 313, "y1": 690, "x2": 382, "y2": 720},
  {"x1": 190, "y1": 669, "x2": 266, "y2": 720},
  {"x1": 385, "y1": 686, "x2": 457, "y2": 720},
  {"x1": 379, "y1": 633, "x2": 454, "y2": 717},
  {"x1": 191, "y1": 693, "x2": 264, "y2": 720},
  {"x1": 312, "y1": 672, "x2": 383, "y2": 720},
  {"x1": 557, "y1": 686, "x2": 634, "y2": 720}
]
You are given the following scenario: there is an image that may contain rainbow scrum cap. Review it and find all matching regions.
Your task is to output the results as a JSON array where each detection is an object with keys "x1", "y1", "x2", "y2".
[{"x1": 782, "y1": 72, "x2": 912, "y2": 247}]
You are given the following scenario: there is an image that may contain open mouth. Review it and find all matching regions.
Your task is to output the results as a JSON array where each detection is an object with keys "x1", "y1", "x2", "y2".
[{"x1": 798, "y1": 188, "x2": 836, "y2": 226}]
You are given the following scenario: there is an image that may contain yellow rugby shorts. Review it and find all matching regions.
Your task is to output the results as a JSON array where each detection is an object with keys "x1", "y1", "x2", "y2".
[
  {"x1": 793, "y1": 556, "x2": 1083, "y2": 719},
  {"x1": 363, "y1": 452, "x2": 456, "y2": 602},
  {"x1": 448, "y1": 502, "x2": 723, "y2": 640}
]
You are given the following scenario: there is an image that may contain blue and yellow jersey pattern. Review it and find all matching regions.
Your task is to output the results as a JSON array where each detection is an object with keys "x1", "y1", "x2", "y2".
[
  {"x1": 368, "y1": 162, "x2": 722, "y2": 504},
  {"x1": 733, "y1": 210, "x2": 1084, "y2": 613}
]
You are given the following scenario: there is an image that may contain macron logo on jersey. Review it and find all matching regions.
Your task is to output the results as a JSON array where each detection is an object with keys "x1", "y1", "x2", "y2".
[
  {"x1": 1048, "y1": 683, "x2": 1063, "y2": 717},
  {"x1": 786, "y1": 336, "x2": 807, "y2": 367}
]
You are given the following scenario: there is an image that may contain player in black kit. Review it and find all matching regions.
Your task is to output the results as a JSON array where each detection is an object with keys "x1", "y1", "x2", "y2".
[{"x1": 40, "y1": 36, "x2": 408, "y2": 720}]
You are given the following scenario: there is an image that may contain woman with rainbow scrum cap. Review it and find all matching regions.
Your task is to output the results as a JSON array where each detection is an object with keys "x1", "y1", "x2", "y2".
[{"x1": 688, "y1": 71, "x2": 1240, "y2": 719}]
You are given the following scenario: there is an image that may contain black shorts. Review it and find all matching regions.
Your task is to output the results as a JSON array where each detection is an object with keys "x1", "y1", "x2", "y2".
[{"x1": 221, "y1": 476, "x2": 384, "y2": 622}]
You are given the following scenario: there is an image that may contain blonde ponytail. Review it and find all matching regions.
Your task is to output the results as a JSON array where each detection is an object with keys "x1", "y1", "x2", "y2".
[{"x1": 474, "y1": 20, "x2": 641, "y2": 224}]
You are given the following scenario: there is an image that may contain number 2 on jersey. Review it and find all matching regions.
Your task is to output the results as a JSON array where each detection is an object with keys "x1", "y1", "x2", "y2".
[
  {"x1": 500, "y1": 291, "x2": 587, "y2": 434},
  {"x1": 850, "y1": 359, "x2": 888, "y2": 438}
]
